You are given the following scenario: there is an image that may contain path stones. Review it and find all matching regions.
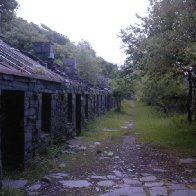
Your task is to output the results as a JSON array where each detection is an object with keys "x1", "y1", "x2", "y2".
[
  {"x1": 107, "y1": 175, "x2": 119, "y2": 180},
  {"x1": 141, "y1": 173, "x2": 151, "y2": 176},
  {"x1": 123, "y1": 178, "x2": 142, "y2": 186},
  {"x1": 185, "y1": 169, "x2": 193, "y2": 174},
  {"x1": 97, "y1": 180, "x2": 115, "y2": 187},
  {"x1": 59, "y1": 180, "x2": 92, "y2": 188},
  {"x1": 113, "y1": 170, "x2": 123, "y2": 178},
  {"x1": 144, "y1": 182, "x2": 164, "y2": 187},
  {"x1": 140, "y1": 175, "x2": 157, "y2": 182},
  {"x1": 107, "y1": 151, "x2": 114, "y2": 157},
  {"x1": 94, "y1": 141, "x2": 101, "y2": 146},
  {"x1": 153, "y1": 168, "x2": 166, "y2": 172},
  {"x1": 121, "y1": 126, "x2": 128, "y2": 129},
  {"x1": 171, "y1": 190, "x2": 196, "y2": 196},
  {"x1": 149, "y1": 186, "x2": 167, "y2": 196},
  {"x1": 62, "y1": 150, "x2": 76, "y2": 154},
  {"x1": 168, "y1": 183, "x2": 186, "y2": 190},
  {"x1": 91, "y1": 175, "x2": 107, "y2": 180},
  {"x1": 78, "y1": 146, "x2": 87, "y2": 151},
  {"x1": 67, "y1": 138, "x2": 82, "y2": 148},
  {"x1": 179, "y1": 158, "x2": 196, "y2": 164},
  {"x1": 66, "y1": 138, "x2": 87, "y2": 152},
  {"x1": 28, "y1": 183, "x2": 42, "y2": 191},
  {"x1": 48, "y1": 173, "x2": 68, "y2": 179},
  {"x1": 102, "y1": 128, "x2": 118, "y2": 132},
  {"x1": 2, "y1": 179, "x2": 28, "y2": 189},
  {"x1": 191, "y1": 178, "x2": 196, "y2": 182},
  {"x1": 100, "y1": 186, "x2": 145, "y2": 196}
]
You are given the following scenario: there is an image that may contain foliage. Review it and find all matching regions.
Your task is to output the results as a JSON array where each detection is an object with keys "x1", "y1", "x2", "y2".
[
  {"x1": 0, "y1": 188, "x2": 25, "y2": 196},
  {"x1": 0, "y1": 0, "x2": 19, "y2": 28},
  {"x1": 1, "y1": 14, "x2": 117, "y2": 85},
  {"x1": 120, "y1": 0, "x2": 196, "y2": 121},
  {"x1": 2, "y1": 17, "x2": 46, "y2": 51},
  {"x1": 109, "y1": 68, "x2": 133, "y2": 111},
  {"x1": 133, "y1": 101, "x2": 196, "y2": 153},
  {"x1": 0, "y1": 0, "x2": 19, "y2": 13},
  {"x1": 109, "y1": 69, "x2": 132, "y2": 97}
]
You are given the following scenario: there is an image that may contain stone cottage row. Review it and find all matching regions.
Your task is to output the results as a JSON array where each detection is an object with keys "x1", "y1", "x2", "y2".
[{"x1": 0, "y1": 40, "x2": 117, "y2": 179}]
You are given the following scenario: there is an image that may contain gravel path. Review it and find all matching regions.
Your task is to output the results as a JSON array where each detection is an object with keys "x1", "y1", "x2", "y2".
[{"x1": 4, "y1": 120, "x2": 196, "y2": 196}]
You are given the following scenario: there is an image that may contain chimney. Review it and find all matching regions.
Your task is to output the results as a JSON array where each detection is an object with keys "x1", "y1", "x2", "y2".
[
  {"x1": 33, "y1": 42, "x2": 55, "y2": 66},
  {"x1": 63, "y1": 57, "x2": 77, "y2": 74}
]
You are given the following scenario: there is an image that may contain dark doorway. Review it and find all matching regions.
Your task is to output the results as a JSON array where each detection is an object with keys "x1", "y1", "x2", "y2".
[
  {"x1": 105, "y1": 95, "x2": 107, "y2": 108},
  {"x1": 1, "y1": 90, "x2": 24, "y2": 170},
  {"x1": 85, "y1": 95, "x2": 89, "y2": 119},
  {"x1": 76, "y1": 94, "x2": 81, "y2": 135},
  {"x1": 97, "y1": 95, "x2": 99, "y2": 113},
  {"x1": 93, "y1": 95, "x2": 96, "y2": 114},
  {"x1": 67, "y1": 93, "x2": 72, "y2": 123},
  {"x1": 107, "y1": 95, "x2": 110, "y2": 110},
  {"x1": 100, "y1": 95, "x2": 102, "y2": 111},
  {"x1": 42, "y1": 93, "x2": 51, "y2": 133}
]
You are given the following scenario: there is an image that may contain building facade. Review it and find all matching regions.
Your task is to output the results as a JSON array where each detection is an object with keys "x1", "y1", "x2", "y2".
[{"x1": 0, "y1": 40, "x2": 116, "y2": 185}]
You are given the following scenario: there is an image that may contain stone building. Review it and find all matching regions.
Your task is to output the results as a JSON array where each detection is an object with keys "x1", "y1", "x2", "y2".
[{"x1": 0, "y1": 40, "x2": 116, "y2": 185}]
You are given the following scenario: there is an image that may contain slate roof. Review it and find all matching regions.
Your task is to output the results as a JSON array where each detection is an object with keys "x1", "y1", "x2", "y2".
[{"x1": 0, "y1": 40, "x2": 63, "y2": 83}]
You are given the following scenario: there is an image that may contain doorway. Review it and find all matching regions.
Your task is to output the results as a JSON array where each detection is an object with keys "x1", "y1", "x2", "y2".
[
  {"x1": 42, "y1": 93, "x2": 51, "y2": 133},
  {"x1": 75, "y1": 94, "x2": 81, "y2": 135},
  {"x1": 85, "y1": 94, "x2": 89, "y2": 119},
  {"x1": 67, "y1": 93, "x2": 72, "y2": 123},
  {"x1": 97, "y1": 95, "x2": 99, "y2": 113},
  {"x1": 1, "y1": 90, "x2": 24, "y2": 170}
]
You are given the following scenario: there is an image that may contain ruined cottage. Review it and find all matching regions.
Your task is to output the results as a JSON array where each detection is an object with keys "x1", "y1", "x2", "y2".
[{"x1": 0, "y1": 40, "x2": 116, "y2": 184}]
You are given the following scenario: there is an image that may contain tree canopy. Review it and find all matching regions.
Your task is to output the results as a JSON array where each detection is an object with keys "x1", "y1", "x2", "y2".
[
  {"x1": 0, "y1": 0, "x2": 19, "y2": 12},
  {"x1": 120, "y1": 0, "x2": 196, "y2": 121}
]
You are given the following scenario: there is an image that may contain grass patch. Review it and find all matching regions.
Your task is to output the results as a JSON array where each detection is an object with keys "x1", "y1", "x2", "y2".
[
  {"x1": 81, "y1": 100, "x2": 132, "y2": 142},
  {"x1": 133, "y1": 102, "x2": 196, "y2": 153},
  {"x1": 0, "y1": 188, "x2": 26, "y2": 196}
]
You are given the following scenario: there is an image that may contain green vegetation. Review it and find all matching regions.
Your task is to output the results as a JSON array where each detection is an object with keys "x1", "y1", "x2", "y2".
[
  {"x1": 82, "y1": 100, "x2": 132, "y2": 141},
  {"x1": 120, "y1": 0, "x2": 196, "y2": 122},
  {"x1": 1, "y1": 6, "x2": 118, "y2": 85},
  {"x1": 109, "y1": 70, "x2": 132, "y2": 112},
  {"x1": 2, "y1": 100, "x2": 196, "y2": 194},
  {"x1": 0, "y1": 188, "x2": 25, "y2": 196},
  {"x1": 133, "y1": 102, "x2": 196, "y2": 153}
]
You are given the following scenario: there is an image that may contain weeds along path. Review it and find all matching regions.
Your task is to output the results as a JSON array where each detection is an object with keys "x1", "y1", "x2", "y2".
[{"x1": 3, "y1": 101, "x2": 196, "y2": 195}]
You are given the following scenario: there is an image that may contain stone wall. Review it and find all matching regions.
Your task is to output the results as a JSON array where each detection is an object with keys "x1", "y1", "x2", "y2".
[
  {"x1": 0, "y1": 72, "x2": 117, "y2": 183},
  {"x1": 0, "y1": 90, "x2": 2, "y2": 187}
]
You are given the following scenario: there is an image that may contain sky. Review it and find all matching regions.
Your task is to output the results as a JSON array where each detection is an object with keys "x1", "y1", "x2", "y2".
[{"x1": 16, "y1": 0, "x2": 149, "y2": 65}]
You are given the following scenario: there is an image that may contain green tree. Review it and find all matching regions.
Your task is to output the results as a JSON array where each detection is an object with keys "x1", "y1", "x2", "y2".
[
  {"x1": 0, "y1": 0, "x2": 18, "y2": 12},
  {"x1": 109, "y1": 69, "x2": 132, "y2": 111},
  {"x1": 120, "y1": 0, "x2": 196, "y2": 121}
]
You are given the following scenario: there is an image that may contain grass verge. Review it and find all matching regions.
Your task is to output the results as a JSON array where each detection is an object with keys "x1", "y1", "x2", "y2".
[
  {"x1": 132, "y1": 102, "x2": 196, "y2": 153},
  {"x1": 81, "y1": 100, "x2": 132, "y2": 142},
  {"x1": 0, "y1": 188, "x2": 25, "y2": 196}
]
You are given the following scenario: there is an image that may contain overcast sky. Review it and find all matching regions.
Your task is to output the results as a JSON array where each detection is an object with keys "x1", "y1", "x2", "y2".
[{"x1": 16, "y1": 0, "x2": 149, "y2": 65}]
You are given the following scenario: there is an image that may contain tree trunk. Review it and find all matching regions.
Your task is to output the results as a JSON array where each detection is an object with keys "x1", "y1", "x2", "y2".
[{"x1": 115, "y1": 96, "x2": 121, "y2": 112}]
